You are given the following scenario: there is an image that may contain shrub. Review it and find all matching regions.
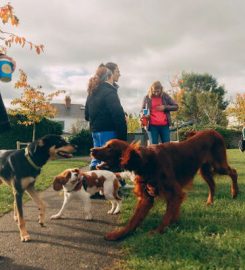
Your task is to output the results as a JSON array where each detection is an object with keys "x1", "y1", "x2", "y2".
[
  {"x1": 214, "y1": 126, "x2": 241, "y2": 148},
  {"x1": 177, "y1": 125, "x2": 241, "y2": 148},
  {"x1": 127, "y1": 114, "x2": 141, "y2": 133},
  {"x1": 69, "y1": 129, "x2": 93, "y2": 156},
  {"x1": 0, "y1": 115, "x2": 62, "y2": 149}
]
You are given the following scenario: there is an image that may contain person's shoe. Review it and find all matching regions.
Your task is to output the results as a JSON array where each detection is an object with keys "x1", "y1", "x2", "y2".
[{"x1": 90, "y1": 192, "x2": 105, "y2": 200}]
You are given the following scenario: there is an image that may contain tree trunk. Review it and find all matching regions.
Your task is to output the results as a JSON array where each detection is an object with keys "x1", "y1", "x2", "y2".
[{"x1": 32, "y1": 123, "x2": 36, "y2": 142}]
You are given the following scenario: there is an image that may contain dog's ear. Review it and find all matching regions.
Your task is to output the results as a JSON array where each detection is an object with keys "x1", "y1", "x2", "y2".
[
  {"x1": 53, "y1": 176, "x2": 64, "y2": 191},
  {"x1": 121, "y1": 146, "x2": 143, "y2": 172},
  {"x1": 130, "y1": 140, "x2": 141, "y2": 148}
]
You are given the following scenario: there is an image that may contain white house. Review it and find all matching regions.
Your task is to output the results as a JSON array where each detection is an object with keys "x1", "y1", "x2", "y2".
[{"x1": 52, "y1": 96, "x2": 88, "y2": 134}]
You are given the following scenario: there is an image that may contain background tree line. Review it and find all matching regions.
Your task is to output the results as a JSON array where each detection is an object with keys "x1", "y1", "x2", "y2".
[{"x1": 170, "y1": 72, "x2": 244, "y2": 129}]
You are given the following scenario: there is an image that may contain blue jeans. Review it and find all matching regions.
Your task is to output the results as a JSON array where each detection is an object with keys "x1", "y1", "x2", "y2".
[
  {"x1": 90, "y1": 131, "x2": 117, "y2": 168},
  {"x1": 147, "y1": 125, "x2": 170, "y2": 144}
]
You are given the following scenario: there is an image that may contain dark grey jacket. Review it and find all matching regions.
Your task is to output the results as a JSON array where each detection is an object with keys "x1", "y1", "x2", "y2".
[
  {"x1": 141, "y1": 92, "x2": 178, "y2": 126},
  {"x1": 85, "y1": 82, "x2": 127, "y2": 141}
]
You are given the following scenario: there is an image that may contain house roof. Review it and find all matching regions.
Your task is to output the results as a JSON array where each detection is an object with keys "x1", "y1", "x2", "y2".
[{"x1": 52, "y1": 103, "x2": 85, "y2": 118}]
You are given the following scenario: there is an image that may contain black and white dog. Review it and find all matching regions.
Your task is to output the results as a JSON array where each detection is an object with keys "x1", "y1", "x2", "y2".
[{"x1": 0, "y1": 134, "x2": 76, "y2": 242}]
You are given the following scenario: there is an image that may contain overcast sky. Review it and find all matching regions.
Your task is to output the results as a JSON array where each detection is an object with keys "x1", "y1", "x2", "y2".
[{"x1": 1, "y1": 0, "x2": 245, "y2": 113}]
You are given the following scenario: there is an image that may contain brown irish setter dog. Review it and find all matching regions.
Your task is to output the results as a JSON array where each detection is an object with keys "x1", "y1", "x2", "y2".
[{"x1": 91, "y1": 129, "x2": 238, "y2": 241}]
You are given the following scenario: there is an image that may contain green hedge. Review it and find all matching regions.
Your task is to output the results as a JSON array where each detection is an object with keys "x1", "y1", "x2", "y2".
[
  {"x1": 177, "y1": 125, "x2": 241, "y2": 148},
  {"x1": 69, "y1": 129, "x2": 93, "y2": 156},
  {"x1": 0, "y1": 115, "x2": 63, "y2": 149}
]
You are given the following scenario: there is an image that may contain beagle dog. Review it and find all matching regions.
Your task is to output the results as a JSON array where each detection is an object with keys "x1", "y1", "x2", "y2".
[{"x1": 51, "y1": 168, "x2": 130, "y2": 220}]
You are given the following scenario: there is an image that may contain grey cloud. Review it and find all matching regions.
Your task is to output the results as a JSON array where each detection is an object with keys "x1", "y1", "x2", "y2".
[{"x1": 1, "y1": 0, "x2": 245, "y2": 110}]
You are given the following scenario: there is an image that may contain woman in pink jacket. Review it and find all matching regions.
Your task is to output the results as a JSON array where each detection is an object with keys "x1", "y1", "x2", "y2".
[{"x1": 141, "y1": 81, "x2": 178, "y2": 144}]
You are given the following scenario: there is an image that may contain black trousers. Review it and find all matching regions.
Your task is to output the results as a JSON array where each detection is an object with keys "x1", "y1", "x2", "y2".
[{"x1": 0, "y1": 93, "x2": 10, "y2": 133}]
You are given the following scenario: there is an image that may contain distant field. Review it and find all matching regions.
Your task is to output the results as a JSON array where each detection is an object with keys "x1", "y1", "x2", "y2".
[
  {"x1": 116, "y1": 149, "x2": 245, "y2": 270},
  {"x1": 0, "y1": 159, "x2": 87, "y2": 215}
]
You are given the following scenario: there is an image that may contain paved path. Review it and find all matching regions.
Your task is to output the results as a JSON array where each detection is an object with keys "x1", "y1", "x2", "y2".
[{"x1": 0, "y1": 166, "x2": 123, "y2": 270}]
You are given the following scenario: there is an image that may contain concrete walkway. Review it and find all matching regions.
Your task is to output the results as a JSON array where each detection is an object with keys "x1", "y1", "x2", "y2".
[{"x1": 0, "y1": 166, "x2": 123, "y2": 270}]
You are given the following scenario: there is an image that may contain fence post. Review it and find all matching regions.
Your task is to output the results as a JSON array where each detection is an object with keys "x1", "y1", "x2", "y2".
[
  {"x1": 16, "y1": 141, "x2": 20, "y2": 150},
  {"x1": 16, "y1": 141, "x2": 29, "y2": 150}
]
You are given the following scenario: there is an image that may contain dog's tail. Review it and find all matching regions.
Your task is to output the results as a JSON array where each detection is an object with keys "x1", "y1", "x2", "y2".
[
  {"x1": 113, "y1": 179, "x2": 122, "y2": 200},
  {"x1": 114, "y1": 171, "x2": 135, "y2": 193},
  {"x1": 113, "y1": 171, "x2": 134, "y2": 200},
  {"x1": 115, "y1": 171, "x2": 135, "y2": 183}
]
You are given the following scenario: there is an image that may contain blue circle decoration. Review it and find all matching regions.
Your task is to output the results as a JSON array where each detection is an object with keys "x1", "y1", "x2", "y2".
[{"x1": 0, "y1": 60, "x2": 14, "y2": 82}]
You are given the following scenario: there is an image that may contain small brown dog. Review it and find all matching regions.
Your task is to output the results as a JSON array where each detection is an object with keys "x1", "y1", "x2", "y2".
[
  {"x1": 51, "y1": 169, "x2": 128, "y2": 220},
  {"x1": 91, "y1": 129, "x2": 238, "y2": 241}
]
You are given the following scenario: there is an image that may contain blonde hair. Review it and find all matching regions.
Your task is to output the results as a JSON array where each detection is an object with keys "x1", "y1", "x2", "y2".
[
  {"x1": 87, "y1": 65, "x2": 112, "y2": 95},
  {"x1": 147, "y1": 81, "x2": 163, "y2": 98}
]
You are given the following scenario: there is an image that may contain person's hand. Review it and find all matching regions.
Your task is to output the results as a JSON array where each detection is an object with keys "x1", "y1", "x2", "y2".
[
  {"x1": 156, "y1": 105, "x2": 165, "y2": 111},
  {"x1": 140, "y1": 112, "x2": 149, "y2": 118}
]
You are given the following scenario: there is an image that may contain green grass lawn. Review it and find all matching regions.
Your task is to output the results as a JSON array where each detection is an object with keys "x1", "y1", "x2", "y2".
[
  {"x1": 1, "y1": 151, "x2": 244, "y2": 269},
  {"x1": 116, "y1": 149, "x2": 245, "y2": 270},
  {"x1": 0, "y1": 158, "x2": 87, "y2": 216}
]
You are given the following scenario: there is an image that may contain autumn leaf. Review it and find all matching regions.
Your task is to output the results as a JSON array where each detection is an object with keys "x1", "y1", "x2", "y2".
[{"x1": 0, "y1": 3, "x2": 44, "y2": 54}]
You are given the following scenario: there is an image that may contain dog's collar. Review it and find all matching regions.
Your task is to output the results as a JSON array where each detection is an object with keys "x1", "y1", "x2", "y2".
[{"x1": 24, "y1": 147, "x2": 41, "y2": 171}]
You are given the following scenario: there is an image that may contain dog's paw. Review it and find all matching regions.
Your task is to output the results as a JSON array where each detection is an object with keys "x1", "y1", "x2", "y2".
[
  {"x1": 13, "y1": 215, "x2": 18, "y2": 222},
  {"x1": 148, "y1": 227, "x2": 165, "y2": 236},
  {"x1": 104, "y1": 231, "x2": 121, "y2": 241},
  {"x1": 21, "y1": 234, "x2": 31, "y2": 242},
  {"x1": 231, "y1": 189, "x2": 238, "y2": 199},
  {"x1": 206, "y1": 202, "x2": 213, "y2": 206},
  {"x1": 50, "y1": 214, "x2": 62, "y2": 220},
  {"x1": 107, "y1": 210, "x2": 114, "y2": 214},
  {"x1": 85, "y1": 214, "x2": 93, "y2": 220},
  {"x1": 206, "y1": 199, "x2": 214, "y2": 206},
  {"x1": 112, "y1": 209, "x2": 120, "y2": 215},
  {"x1": 148, "y1": 229, "x2": 157, "y2": 236}
]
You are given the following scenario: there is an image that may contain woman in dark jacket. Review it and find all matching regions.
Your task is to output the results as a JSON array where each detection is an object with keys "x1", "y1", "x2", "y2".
[
  {"x1": 85, "y1": 64, "x2": 127, "y2": 170},
  {"x1": 141, "y1": 80, "x2": 178, "y2": 144}
]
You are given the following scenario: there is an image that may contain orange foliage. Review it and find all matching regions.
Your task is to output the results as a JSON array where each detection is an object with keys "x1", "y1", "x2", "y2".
[
  {"x1": 0, "y1": 3, "x2": 44, "y2": 54},
  {"x1": 227, "y1": 93, "x2": 245, "y2": 125},
  {"x1": 9, "y1": 69, "x2": 65, "y2": 126},
  {"x1": 169, "y1": 74, "x2": 185, "y2": 122}
]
